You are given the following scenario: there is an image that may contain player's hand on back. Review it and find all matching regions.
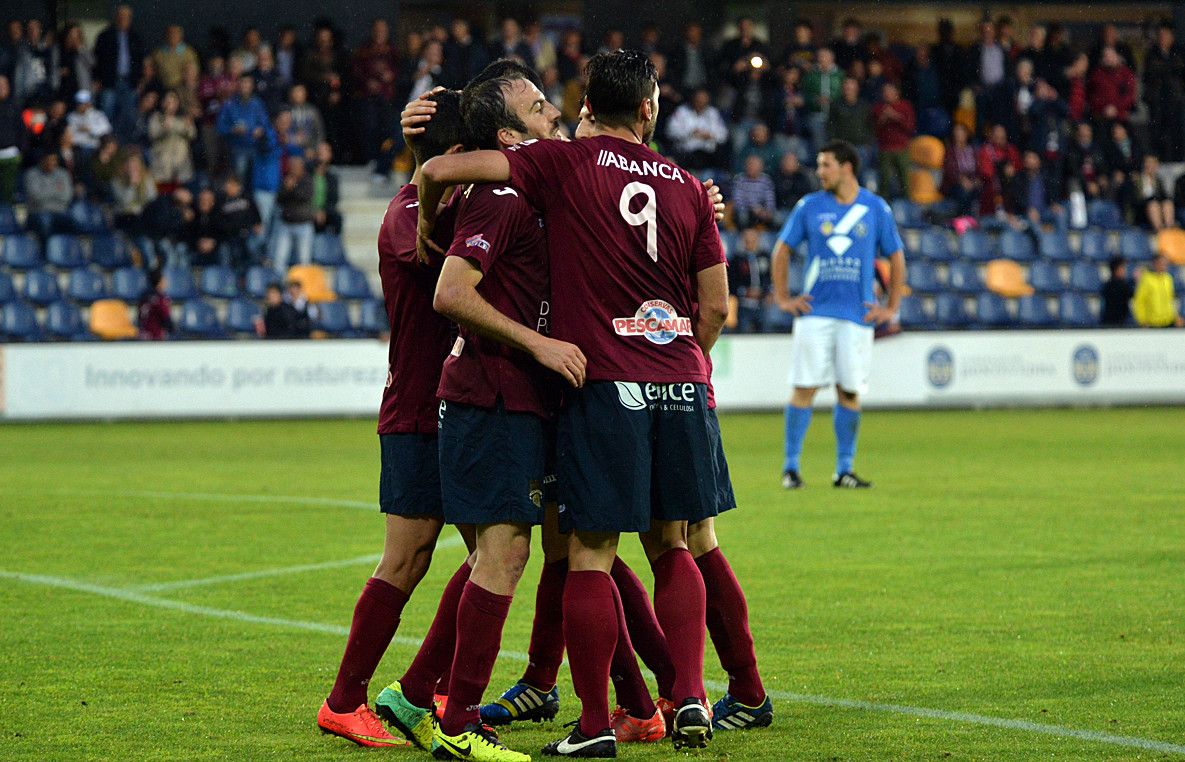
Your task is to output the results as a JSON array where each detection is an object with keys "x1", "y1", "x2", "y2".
[
  {"x1": 531, "y1": 337, "x2": 587, "y2": 388},
  {"x1": 863, "y1": 301, "x2": 895, "y2": 325},
  {"x1": 401, "y1": 87, "x2": 446, "y2": 138},
  {"x1": 778, "y1": 294, "x2": 813, "y2": 316},
  {"x1": 702, "y1": 178, "x2": 726, "y2": 222},
  {"x1": 416, "y1": 228, "x2": 446, "y2": 265}
]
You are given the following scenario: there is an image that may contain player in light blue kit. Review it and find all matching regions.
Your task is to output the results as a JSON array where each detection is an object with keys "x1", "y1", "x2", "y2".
[{"x1": 771, "y1": 140, "x2": 906, "y2": 489}]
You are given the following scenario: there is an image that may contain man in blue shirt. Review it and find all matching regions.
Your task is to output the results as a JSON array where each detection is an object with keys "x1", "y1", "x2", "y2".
[
  {"x1": 772, "y1": 140, "x2": 906, "y2": 488},
  {"x1": 217, "y1": 74, "x2": 270, "y2": 183}
]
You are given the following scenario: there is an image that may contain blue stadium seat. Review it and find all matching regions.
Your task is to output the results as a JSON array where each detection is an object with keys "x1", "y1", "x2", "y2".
[
  {"x1": 0, "y1": 300, "x2": 40, "y2": 341},
  {"x1": 1087, "y1": 200, "x2": 1124, "y2": 230},
  {"x1": 356, "y1": 298, "x2": 387, "y2": 336},
  {"x1": 333, "y1": 266, "x2": 372, "y2": 300},
  {"x1": 46, "y1": 234, "x2": 87, "y2": 269},
  {"x1": 918, "y1": 227, "x2": 953, "y2": 261},
  {"x1": 757, "y1": 230, "x2": 777, "y2": 253},
  {"x1": 225, "y1": 298, "x2": 260, "y2": 334},
  {"x1": 112, "y1": 267, "x2": 148, "y2": 302},
  {"x1": 311, "y1": 233, "x2": 347, "y2": 266},
  {"x1": 1069, "y1": 262, "x2": 1103, "y2": 293},
  {"x1": 1037, "y1": 230, "x2": 1074, "y2": 262},
  {"x1": 68, "y1": 200, "x2": 108, "y2": 235},
  {"x1": 999, "y1": 230, "x2": 1036, "y2": 262},
  {"x1": 958, "y1": 230, "x2": 995, "y2": 262},
  {"x1": 179, "y1": 300, "x2": 226, "y2": 339},
  {"x1": 46, "y1": 300, "x2": 89, "y2": 340},
  {"x1": 934, "y1": 293, "x2": 970, "y2": 328},
  {"x1": 0, "y1": 204, "x2": 20, "y2": 234},
  {"x1": 898, "y1": 296, "x2": 931, "y2": 329},
  {"x1": 0, "y1": 271, "x2": 14, "y2": 303},
  {"x1": 315, "y1": 301, "x2": 352, "y2": 336},
  {"x1": 67, "y1": 269, "x2": 108, "y2": 303},
  {"x1": 947, "y1": 261, "x2": 983, "y2": 294},
  {"x1": 23, "y1": 268, "x2": 61, "y2": 305},
  {"x1": 1028, "y1": 261, "x2": 1065, "y2": 293},
  {"x1": 975, "y1": 293, "x2": 1014, "y2": 327},
  {"x1": 906, "y1": 261, "x2": 942, "y2": 294},
  {"x1": 1058, "y1": 293, "x2": 1097, "y2": 327},
  {"x1": 3, "y1": 234, "x2": 43, "y2": 269},
  {"x1": 1079, "y1": 229, "x2": 1114, "y2": 263},
  {"x1": 199, "y1": 265, "x2": 239, "y2": 299},
  {"x1": 891, "y1": 199, "x2": 924, "y2": 229},
  {"x1": 244, "y1": 265, "x2": 280, "y2": 299},
  {"x1": 1017, "y1": 295, "x2": 1056, "y2": 327},
  {"x1": 1119, "y1": 229, "x2": 1153, "y2": 261},
  {"x1": 90, "y1": 235, "x2": 132, "y2": 270},
  {"x1": 163, "y1": 266, "x2": 198, "y2": 301}
]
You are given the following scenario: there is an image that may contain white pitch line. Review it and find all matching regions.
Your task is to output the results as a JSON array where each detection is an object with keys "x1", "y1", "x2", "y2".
[
  {"x1": 4, "y1": 569, "x2": 1184, "y2": 756},
  {"x1": 113, "y1": 489, "x2": 377, "y2": 510}
]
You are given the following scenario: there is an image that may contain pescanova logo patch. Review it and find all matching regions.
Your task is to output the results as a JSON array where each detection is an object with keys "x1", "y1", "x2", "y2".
[{"x1": 613, "y1": 300, "x2": 692, "y2": 345}]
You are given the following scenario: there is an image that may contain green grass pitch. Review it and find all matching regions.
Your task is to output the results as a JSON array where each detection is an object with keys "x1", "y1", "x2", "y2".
[{"x1": 1, "y1": 408, "x2": 1183, "y2": 760}]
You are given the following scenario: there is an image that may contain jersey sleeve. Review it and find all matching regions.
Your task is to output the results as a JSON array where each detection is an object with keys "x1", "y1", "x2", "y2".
[
  {"x1": 777, "y1": 198, "x2": 808, "y2": 249},
  {"x1": 877, "y1": 198, "x2": 905, "y2": 257},
  {"x1": 503, "y1": 138, "x2": 570, "y2": 213},
  {"x1": 446, "y1": 186, "x2": 529, "y2": 273},
  {"x1": 692, "y1": 184, "x2": 726, "y2": 272}
]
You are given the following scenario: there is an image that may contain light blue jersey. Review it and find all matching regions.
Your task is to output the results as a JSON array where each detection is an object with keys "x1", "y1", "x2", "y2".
[{"x1": 776, "y1": 188, "x2": 904, "y2": 325}]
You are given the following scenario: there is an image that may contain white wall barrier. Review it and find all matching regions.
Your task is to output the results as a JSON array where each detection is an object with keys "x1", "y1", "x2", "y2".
[{"x1": 1, "y1": 330, "x2": 1184, "y2": 420}]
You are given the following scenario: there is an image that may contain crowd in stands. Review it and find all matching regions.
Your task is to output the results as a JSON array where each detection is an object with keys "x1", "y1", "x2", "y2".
[{"x1": 0, "y1": 8, "x2": 1183, "y2": 340}]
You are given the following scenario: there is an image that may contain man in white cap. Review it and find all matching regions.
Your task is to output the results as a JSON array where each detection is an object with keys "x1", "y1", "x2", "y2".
[{"x1": 67, "y1": 89, "x2": 113, "y2": 161}]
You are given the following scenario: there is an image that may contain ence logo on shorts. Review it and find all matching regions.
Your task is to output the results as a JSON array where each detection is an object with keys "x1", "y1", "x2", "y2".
[
  {"x1": 612, "y1": 299, "x2": 693, "y2": 345},
  {"x1": 614, "y1": 381, "x2": 697, "y2": 412}
]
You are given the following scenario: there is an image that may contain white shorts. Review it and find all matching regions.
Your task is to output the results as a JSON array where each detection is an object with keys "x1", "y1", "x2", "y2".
[{"x1": 788, "y1": 315, "x2": 874, "y2": 395}]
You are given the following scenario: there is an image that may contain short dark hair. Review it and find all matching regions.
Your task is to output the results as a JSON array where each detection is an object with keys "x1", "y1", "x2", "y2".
[
  {"x1": 820, "y1": 139, "x2": 860, "y2": 175},
  {"x1": 584, "y1": 49, "x2": 658, "y2": 129},
  {"x1": 1109, "y1": 256, "x2": 1127, "y2": 275},
  {"x1": 406, "y1": 89, "x2": 463, "y2": 164},
  {"x1": 461, "y1": 77, "x2": 527, "y2": 150},
  {"x1": 470, "y1": 58, "x2": 543, "y2": 91}
]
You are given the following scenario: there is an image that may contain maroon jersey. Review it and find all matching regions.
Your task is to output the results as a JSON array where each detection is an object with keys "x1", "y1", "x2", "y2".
[
  {"x1": 504, "y1": 135, "x2": 724, "y2": 384},
  {"x1": 436, "y1": 182, "x2": 557, "y2": 417},
  {"x1": 376, "y1": 183, "x2": 458, "y2": 434}
]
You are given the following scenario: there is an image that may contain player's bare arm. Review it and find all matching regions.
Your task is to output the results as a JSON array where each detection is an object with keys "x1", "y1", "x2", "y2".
[
  {"x1": 771, "y1": 241, "x2": 812, "y2": 315},
  {"x1": 694, "y1": 263, "x2": 729, "y2": 354},
  {"x1": 864, "y1": 250, "x2": 906, "y2": 325},
  {"x1": 434, "y1": 257, "x2": 587, "y2": 388}
]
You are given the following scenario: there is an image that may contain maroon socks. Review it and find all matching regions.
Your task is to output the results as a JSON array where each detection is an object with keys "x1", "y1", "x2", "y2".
[
  {"x1": 651, "y1": 548, "x2": 707, "y2": 703},
  {"x1": 439, "y1": 582, "x2": 513, "y2": 735},
  {"x1": 399, "y1": 560, "x2": 471, "y2": 708},
  {"x1": 564, "y1": 570, "x2": 618, "y2": 736},
  {"x1": 697, "y1": 547, "x2": 765, "y2": 706},
  {"x1": 327, "y1": 577, "x2": 410, "y2": 713},
  {"x1": 608, "y1": 582, "x2": 657, "y2": 719},
  {"x1": 521, "y1": 559, "x2": 568, "y2": 690},
  {"x1": 610, "y1": 556, "x2": 676, "y2": 700}
]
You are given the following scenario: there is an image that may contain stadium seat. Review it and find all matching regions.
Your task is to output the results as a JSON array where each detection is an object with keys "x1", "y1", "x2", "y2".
[
  {"x1": 313, "y1": 300, "x2": 352, "y2": 337},
  {"x1": 947, "y1": 261, "x2": 983, "y2": 294},
  {"x1": 90, "y1": 235, "x2": 132, "y2": 270},
  {"x1": 897, "y1": 295, "x2": 931, "y2": 329},
  {"x1": 0, "y1": 204, "x2": 20, "y2": 234},
  {"x1": 918, "y1": 227, "x2": 953, "y2": 261},
  {"x1": 356, "y1": 298, "x2": 387, "y2": 336},
  {"x1": 22, "y1": 267, "x2": 61, "y2": 305},
  {"x1": 112, "y1": 267, "x2": 148, "y2": 302},
  {"x1": 199, "y1": 266, "x2": 239, "y2": 299},
  {"x1": 999, "y1": 230, "x2": 1036, "y2": 262},
  {"x1": 934, "y1": 293, "x2": 970, "y2": 327},
  {"x1": 333, "y1": 266, "x2": 372, "y2": 300},
  {"x1": 1158, "y1": 227, "x2": 1185, "y2": 265},
  {"x1": 225, "y1": 298, "x2": 261, "y2": 335},
  {"x1": 906, "y1": 261, "x2": 942, "y2": 294},
  {"x1": 3, "y1": 234, "x2": 43, "y2": 269},
  {"x1": 1069, "y1": 262, "x2": 1103, "y2": 293},
  {"x1": 46, "y1": 300, "x2": 90, "y2": 340},
  {"x1": 46, "y1": 234, "x2": 87, "y2": 269},
  {"x1": 1017, "y1": 295, "x2": 1056, "y2": 327},
  {"x1": 1037, "y1": 230, "x2": 1074, "y2": 262},
  {"x1": 957, "y1": 230, "x2": 995, "y2": 262},
  {"x1": 1028, "y1": 261, "x2": 1065, "y2": 294},
  {"x1": 179, "y1": 300, "x2": 226, "y2": 339},
  {"x1": 67, "y1": 268, "x2": 108, "y2": 303},
  {"x1": 311, "y1": 233, "x2": 347, "y2": 266},
  {"x1": 1058, "y1": 293, "x2": 1097, "y2": 327},
  {"x1": 908, "y1": 135, "x2": 945, "y2": 170},
  {"x1": 287, "y1": 264, "x2": 335, "y2": 303},
  {"x1": 0, "y1": 271, "x2": 14, "y2": 303},
  {"x1": 891, "y1": 199, "x2": 924, "y2": 229},
  {"x1": 68, "y1": 199, "x2": 108, "y2": 235},
  {"x1": 244, "y1": 265, "x2": 280, "y2": 299},
  {"x1": 89, "y1": 299, "x2": 138, "y2": 340},
  {"x1": 975, "y1": 292, "x2": 1014, "y2": 327},
  {"x1": 985, "y1": 259, "x2": 1034, "y2": 297},
  {"x1": 1079, "y1": 229, "x2": 1113, "y2": 263},
  {"x1": 1119, "y1": 229, "x2": 1153, "y2": 261},
  {"x1": 1087, "y1": 200, "x2": 1124, "y2": 230},
  {"x1": 162, "y1": 266, "x2": 198, "y2": 301},
  {"x1": 0, "y1": 299, "x2": 40, "y2": 341}
]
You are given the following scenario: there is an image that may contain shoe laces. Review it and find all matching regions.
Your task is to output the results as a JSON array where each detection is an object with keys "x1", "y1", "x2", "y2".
[
  {"x1": 471, "y1": 723, "x2": 504, "y2": 748},
  {"x1": 357, "y1": 705, "x2": 387, "y2": 735}
]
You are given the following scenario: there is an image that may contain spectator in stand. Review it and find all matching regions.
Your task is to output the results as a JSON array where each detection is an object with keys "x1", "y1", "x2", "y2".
[
  {"x1": 0, "y1": 21, "x2": 21, "y2": 83},
  {"x1": 399, "y1": 40, "x2": 443, "y2": 109},
  {"x1": 251, "y1": 114, "x2": 282, "y2": 234},
  {"x1": 1065, "y1": 121, "x2": 1110, "y2": 201},
  {"x1": 719, "y1": 17, "x2": 769, "y2": 92},
  {"x1": 231, "y1": 28, "x2": 264, "y2": 74},
  {"x1": 0, "y1": 75, "x2": 22, "y2": 204},
  {"x1": 1019, "y1": 25, "x2": 1058, "y2": 96},
  {"x1": 136, "y1": 54, "x2": 165, "y2": 101},
  {"x1": 87, "y1": 133, "x2": 120, "y2": 200},
  {"x1": 490, "y1": 18, "x2": 533, "y2": 67},
  {"x1": 731, "y1": 155, "x2": 776, "y2": 229},
  {"x1": 1007, "y1": 149, "x2": 1066, "y2": 230},
  {"x1": 300, "y1": 24, "x2": 347, "y2": 159},
  {"x1": 667, "y1": 87, "x2": 728, "y2": 172},
  {"x1": 272, "y1": 156, "x2": 315, "y2": 273},
  {"x1": 128, "y1": 90, "x2": 159, "y2": 149},
  {"x1": 177, "y1": 60, "x2": 202, "y2": 122},
  {"x1": 274, "y1": 26, "x2": 301, "y2": 87},
  {"x1": 977, "y1": 123, "x2": 1021, "y2": 215},
  {"x1": 1130, "y1": 155, "x2": 1174, "y2": 231},
  {"x1": 310, "y1": 140, "x2": 341, "y2": 235},
  {"x1": 831, "y1": 18, "x2": 865, "y2": 72},
  {"x1": 197, "y1": 56, "x2": 233, "y2": 169},
  {"x1": 56, "y1": 125, "x2": 83, "y2": 181},
  {"x1": 942, "y1": 122, "x2": 980, "y2": 218},
  {"x1": 539, "y1": 65, "x2": 565, "y2": 112},
  {"x1": 774, "y1": 151, "x2": 815, "y2": 211},
  {"x1": 803, "y1": 47, "x2": 843, "y2": 152},
  {"x1": 285, "y1": 279, "x2": 315, "y2": 325},
  {"x1": 442, "y1": 19, "x2": 489, "y2": 88},
  {"x1": 111, "y1": 151, "x2": 157, "y2": 242},
  {"x1": 1132, "y1": 254, "x2": 1184, "y2": 327},
  {"x1": 217, "y1": 73, "x2": 269, "y2": 183},
  {"x1": 288, "y1": 83, "x2": 325, "y2": 156},
  {"x1": 218, "y1": 173, "x2": 262, "y2": 275},
  {"x1": 862, "y1": 51, "x2": 890, "y2": 101},
  {"x1": 138, "y1": 268, "x2": 173, "y2": 340},
  {"x1": 352, "y1": 18, "x2": 399, "y2": 171},
  {"x1": 905, "y1": 44, "x2": 942, "y2": 114},
  {"x1": 1088, "y1": 47, "x2": 1136, "y2": 126},
  {"x1": 56, "y1": 23, "x2": 93, "y2": 100},
  {"x1": 1011, "y1": 58, "x2": 1036, "y2": 142},
  {"x1": 668, "y1": 22, "x2": 712, "y2": 96},
  {"x1": 556, "y1": 29, "x2": 583, "y2": 84},
  {"x1": 258, "y1": 282, "x2": 308, "y2": 338},
  {"x1": 969, "y1": 21, "x2": 1009, "y2": 132},
  {"x1": 153, "y1": 25, "x2": 198, "y2": 91},
  {"x1": 728, "y1": 227, "x2": 772, "y2": 333},
  {"x1": 15, "y1": 19, "x2": 58, "y2": 104},
  {"x1": 1100, "y1": 256, "x2": 1133, "y2": 326},
  {"x1": 827, "y1": 76, "x2": 873, "y2": 169},
  {"x1": 23, "y1": 151, "x2": 74, "y2": 240},
  {"x1": 598, "y1": 29, "x2": 625, "y2": 55},
  {"x1": 524, "y1": 21, "x2": 556, "y2": 72},
  {"x1": 1090, "y1": 24, "x2": 1135, "y2": 73},
  {"x1": 736, "y1": 122, "x2": 780, "y2": 173},
  {"x1": 871, "y1": 82, "x2": 915, "y2": 200},
  {"x1": 1143, "y1": 21, "x2": 1185, "y2": 163},
  {"x1": 253, "y1": 46, "x2": 284, "y2": 114},
  {"x1": 141, "y1": 186, "x2": 193, "y2": 267},
  {"x1": 780, "y1": 19, "x2": 816, "y2": 73},
  {"x1": 932, "y1": 19, "x2": 964, "y2": 116},
  {"x1": 148, "y1": 90, "x2": 196, "y2": 185},
  {"x1": 33, "y1": 99, "x2": 70, "y2": 159},
  {"x1": 93, "y1": 4, "x2": 144, "y2": 139},
  {"x1": 186, "y1": 187, "x2": 222, "y2": 266},
  {"x1": 1103, "y1": 122, "x2": 1139, "y2": 200},
  {"x1": 733, "y1": 55, "x2": 772, "y2": 123},
  {"x1": 1027, "y1": 78, "x2": 1069, "y2": 156},
  {"x1": 994, "y1": 15, "x2": 1019, "y2": 61},
  {"x1": 765, "y1": 66, "x2": 805, "y2": 139}
]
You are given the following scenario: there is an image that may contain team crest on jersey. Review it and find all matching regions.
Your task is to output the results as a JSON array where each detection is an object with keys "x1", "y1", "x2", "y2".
[
  {"x1": 466, "y1": 234, "x2": 491, "y2": 252},
  {"x1": 613, "y1": 299, "x2": 693, "y2": 345},
  {"x1": 820, "y1": 220, "x2": 834, "y2": 236}
]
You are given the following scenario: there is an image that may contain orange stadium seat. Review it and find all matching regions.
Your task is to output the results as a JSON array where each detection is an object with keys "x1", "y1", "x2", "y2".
[
  {"x1": 89, "y1": 299, "x2": 138, "y2": 340},
  {"x1": 1156, "y1": 227, "x2": 1185, "y2": 265},
  {"x1": 287, "y1": 265, "x2": 336, "y2": 303},
  {"x1": 908, "y1": 136, "x2": 945, "y2": 170},
  {"x1": 985, "y1": 259, "x2": 1034, "y2": 298},
  {"x1": 725, "y1": 295, "x2": 739, "y2": 330},
  {"x1": 907, "y1": 169, "x2": 943, "y2": 205}
]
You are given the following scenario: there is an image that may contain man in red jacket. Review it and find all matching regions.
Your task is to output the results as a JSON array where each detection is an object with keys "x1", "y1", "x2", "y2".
[
  {"x1": 870, "y1": 82, "x2": 915, "y2": 200},
  {"x1": 1088, "y1": 47, "x2": 1137, "y2": 124}
]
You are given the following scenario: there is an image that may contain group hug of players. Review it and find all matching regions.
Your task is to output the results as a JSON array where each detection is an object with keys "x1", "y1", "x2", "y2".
[{"x1": 315, "y1": 51, "x2": 773, "y2": 761}]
